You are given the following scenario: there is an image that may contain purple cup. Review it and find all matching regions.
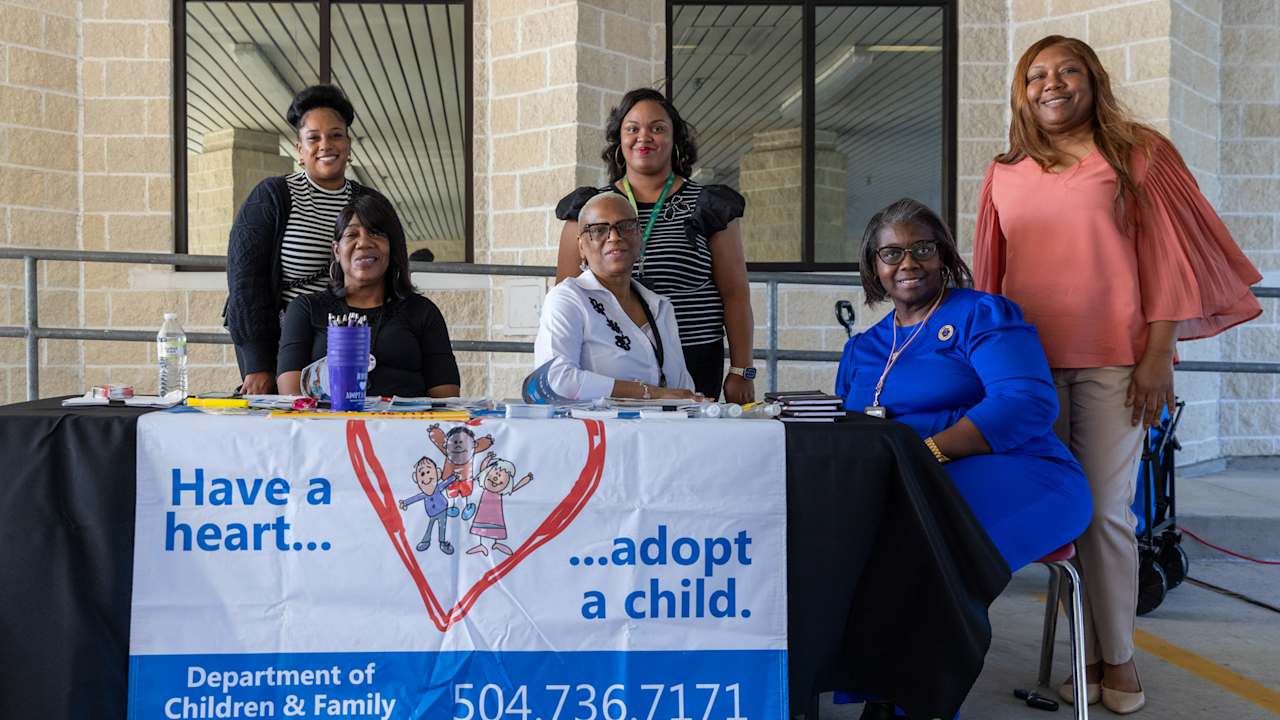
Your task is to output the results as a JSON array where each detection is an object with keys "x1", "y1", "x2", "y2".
[{"x1": 327, "y1": 325, "x2": 371, "y2": 411}]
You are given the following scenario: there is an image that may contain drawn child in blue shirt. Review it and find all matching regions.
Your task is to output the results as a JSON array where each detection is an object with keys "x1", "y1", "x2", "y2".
[{"x1": 398, "y1": 456, "x2": 460, "y2": 555}]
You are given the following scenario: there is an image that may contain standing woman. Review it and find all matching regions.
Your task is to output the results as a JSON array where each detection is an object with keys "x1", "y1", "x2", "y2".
[
  {"x1": 975, "y1": 36, "x2": 1262, "y2": 714},
  {"x1": 554, "y1": 88, "x2": 755, "y2": 403},
  {"x1": 224, "y1": 84, "x2": 386, "y2": 394}
]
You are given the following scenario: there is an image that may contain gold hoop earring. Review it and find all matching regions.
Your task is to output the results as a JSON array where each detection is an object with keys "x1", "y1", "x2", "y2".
[
  {"x1": 614, "y1": 146, "x2": 624, "y2": 168},
  {"x1": 674, "y1": 144, "x2": 683, "y2": 169},
  {"x1": 329, "y1": 260, "x2": 339, "y2": 280}
]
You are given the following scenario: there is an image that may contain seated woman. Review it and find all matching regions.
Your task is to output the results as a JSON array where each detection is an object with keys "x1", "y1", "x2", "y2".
[
  {"x1": 276, "y1": 193, "x2": 461, "y2": 398},
  {"x1": 838, "y1": 198, "x2": 1092, "y2": 569},
  {"x1": 833, "y1": 199, "x2": 1093, "y2": 718},
  {"x1": 534, "y1": 192, "x2": 698, "y2": 401}
]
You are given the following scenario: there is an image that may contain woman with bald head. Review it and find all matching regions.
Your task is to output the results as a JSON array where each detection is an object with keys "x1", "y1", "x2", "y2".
[{"x1": 534, "y1": 192, "x2": 698, "y2": 401}]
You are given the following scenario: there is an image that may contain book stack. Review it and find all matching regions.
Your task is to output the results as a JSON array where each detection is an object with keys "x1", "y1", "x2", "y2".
[{"x1": 764, "y1": 390, "x2": 848, "y2": 423}]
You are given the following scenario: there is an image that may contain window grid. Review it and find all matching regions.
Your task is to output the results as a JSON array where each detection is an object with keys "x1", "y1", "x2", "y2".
[
  {"x1": 172, "y1": 0, "x2": 474, "y2": 263},
  {"x1": 666, "y1": 0, "x2": 956, "y2": 271}
]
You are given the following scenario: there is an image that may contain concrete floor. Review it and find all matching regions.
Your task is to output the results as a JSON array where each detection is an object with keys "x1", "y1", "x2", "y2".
[
  {"x1": 815, "y1": 457, "x2": 1280, "y2": 719},
  {"x1": 813, "y1": 561, "x2": 1280, "y2": 719}
]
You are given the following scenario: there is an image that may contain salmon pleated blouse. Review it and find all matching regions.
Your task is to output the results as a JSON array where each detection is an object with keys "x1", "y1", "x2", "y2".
[{"x1": 973, "y1": 133, "x2": 1263, "y2": 369}]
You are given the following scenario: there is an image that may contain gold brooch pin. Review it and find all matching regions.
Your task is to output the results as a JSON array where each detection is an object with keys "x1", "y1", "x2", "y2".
[{"x1": 938, "y1": 324, "x2": 954, "y2": 341}]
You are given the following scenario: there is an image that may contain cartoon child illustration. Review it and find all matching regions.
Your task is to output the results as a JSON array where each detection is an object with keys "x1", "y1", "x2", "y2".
[
  {"x1": 398, "y1": 456, "x2": 459, "y2": 555},
  {"x1": 466, "y1": 452, "x2": 533, "y2": 557},
  {"x1": 428, "y1": 424, "x2": 494, "y2": 521}
]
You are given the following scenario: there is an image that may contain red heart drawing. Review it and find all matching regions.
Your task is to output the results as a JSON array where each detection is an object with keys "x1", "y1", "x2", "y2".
[{"x1": 346, "y1": 418, "x2": 606, "y2": 632}]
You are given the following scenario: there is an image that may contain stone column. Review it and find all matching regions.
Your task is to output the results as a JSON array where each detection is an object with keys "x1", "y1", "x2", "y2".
[
  {"x1": 478, "y1": 0, "x2": 665, "y2": 396},
  {"x1": 1219, "y1": 0, "x2": 1280, "y2": 457},
  {"x1": 186, "y1": 128, "x2": 292, "y2": 257},
  {"x1": 0, "y1": 1, "x2": 81, "y2": 400},
  {"x1": 737, "y1": 128, "x2": 846, "y2": 263}
]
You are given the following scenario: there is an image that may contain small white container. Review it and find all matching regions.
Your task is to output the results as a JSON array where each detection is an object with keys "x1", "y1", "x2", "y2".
[{"x1": 505, "y1": 403, "x2": 555, "y2": 419}]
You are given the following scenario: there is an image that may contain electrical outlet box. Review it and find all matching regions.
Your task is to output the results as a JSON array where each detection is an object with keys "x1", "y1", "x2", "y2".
[{"x1": 504, "y1": 280, "x2": 544, "y2": 333}]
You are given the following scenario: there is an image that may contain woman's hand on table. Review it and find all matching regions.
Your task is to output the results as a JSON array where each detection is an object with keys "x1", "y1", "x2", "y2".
[
  {"x1": 722, "y1": 373, "x2": 755, "y2": 404},
  {"x1": 240, "y1": 371, "x2": 275, "y2": 395},
  {"x1": 654, "y1": 387, "x2": 702, "y2": 401}
]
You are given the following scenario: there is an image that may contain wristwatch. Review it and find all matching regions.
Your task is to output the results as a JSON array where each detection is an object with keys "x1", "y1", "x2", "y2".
[{"x1": 728, "y1": 366, "x2": 757, "y2": 380}]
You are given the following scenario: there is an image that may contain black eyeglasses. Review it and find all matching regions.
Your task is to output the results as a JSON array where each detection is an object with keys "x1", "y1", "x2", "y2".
[
  {"x1": 876, "y1": 241, "x2": 939, "y2": 265},
  {"x1": 580, "y1": 219, "x2": 641, "y2": 244}
]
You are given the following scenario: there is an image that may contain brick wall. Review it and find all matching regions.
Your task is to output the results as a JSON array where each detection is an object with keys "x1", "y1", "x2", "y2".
[
  {"x1": 0, "y1": 0, "x2": 81, "y2": 401},
  {"x1": 0, "y1": 1, "x2": 1274, "y2": 462},
  {"x1": 79, "y1": 0, "x2": 243, "y2": 395},
  {"x1": 1218, "y1": 0, "x2": 1280, "y2": 456},
  {"x1": 1166, "y1": 0, "x2": 1224, "y2": 463},
  {"x1": 478, "y1": 0, "x2": 666, "y2": 398}
]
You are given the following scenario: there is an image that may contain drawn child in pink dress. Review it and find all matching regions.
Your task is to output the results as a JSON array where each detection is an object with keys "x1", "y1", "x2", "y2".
[{"x1": 465, "y1": 452, "x2": 534, "y2": 557}]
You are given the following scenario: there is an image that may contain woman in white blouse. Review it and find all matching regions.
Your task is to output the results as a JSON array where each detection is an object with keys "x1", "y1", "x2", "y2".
[{"x1": 534, "y1": 192, "x2": 698, "y2": 401}]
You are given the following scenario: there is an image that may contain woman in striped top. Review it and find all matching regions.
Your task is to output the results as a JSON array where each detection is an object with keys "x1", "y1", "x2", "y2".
[
  {"x1": 555, "y1": 89, "x2": 755, "y2": 403},
  {"x1": 224, "y1": 84, "x2": 385, "y2": 394}
]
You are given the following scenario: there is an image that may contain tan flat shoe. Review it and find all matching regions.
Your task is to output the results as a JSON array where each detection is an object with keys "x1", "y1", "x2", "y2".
[
  {"x1": 1101, "y1": 685, "x2": 1145, "y2": 714},
  {"x1": 1056, "y1": 678, "x2": 1101, "y2": 705}
]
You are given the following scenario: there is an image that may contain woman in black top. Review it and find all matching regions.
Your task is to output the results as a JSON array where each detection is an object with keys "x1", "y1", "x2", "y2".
[
  {"x1": 554, "y1": 89, "x2": 755, "y2": 403},
  {"x1": 276, "y1": 194, "x2": 461, "y2": 399},
  {"x1": 224, "y1": 84, "x2": 386, "y2": 394}
]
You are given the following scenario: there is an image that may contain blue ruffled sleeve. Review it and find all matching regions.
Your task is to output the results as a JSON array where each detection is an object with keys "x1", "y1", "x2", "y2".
[{"x1": 961, "y1": 294, "x2": 1060, "y2": 453}]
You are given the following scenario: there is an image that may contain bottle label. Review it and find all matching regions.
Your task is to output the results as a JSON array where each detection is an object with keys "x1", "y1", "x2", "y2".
[{"x1": 159, "y1": 339, "x2": 187, "y2": 359}]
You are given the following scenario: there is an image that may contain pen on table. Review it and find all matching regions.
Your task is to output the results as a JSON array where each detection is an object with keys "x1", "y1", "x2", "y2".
[{"x1": 185, "y1": 397, "x2": 250, "y2": 408}]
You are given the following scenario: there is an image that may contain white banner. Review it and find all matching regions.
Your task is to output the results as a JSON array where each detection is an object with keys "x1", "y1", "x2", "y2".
[{"x1": 130, "y1": 412, "x2": 788, "y2": 720}]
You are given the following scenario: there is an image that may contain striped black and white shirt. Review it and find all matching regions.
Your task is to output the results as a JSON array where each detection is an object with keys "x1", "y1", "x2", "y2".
[
  {"x1": 280, "y1": 171, "x2": 352, "y2": 304},
  {"x1": 558, "y1": 180, "x2": 745, "y2": 347}
]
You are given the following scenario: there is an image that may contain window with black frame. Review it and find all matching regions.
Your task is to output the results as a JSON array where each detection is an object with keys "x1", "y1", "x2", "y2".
[
  {"x1": 176, "y1": 0, "x2": 471, "y2": 262},
  {"x1": 668, "y1": 1, "x2": 951, "y2": 267}
]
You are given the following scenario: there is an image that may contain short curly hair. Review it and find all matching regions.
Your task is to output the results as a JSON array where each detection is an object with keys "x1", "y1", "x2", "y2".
[
  {"x1": 859, "y1": 198, "x2": 973, "y2": 306},
  {"x1": 286, "y1": 84, "x2": 355, "y2": 131},
  {"x1": 602, "y1": 88, "x2": 698, "y2": 183}
]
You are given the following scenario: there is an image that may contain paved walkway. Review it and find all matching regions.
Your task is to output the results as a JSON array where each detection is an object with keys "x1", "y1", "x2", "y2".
[{"x1": 814, "y1": 459, "x2": 1280, "y2": 719}]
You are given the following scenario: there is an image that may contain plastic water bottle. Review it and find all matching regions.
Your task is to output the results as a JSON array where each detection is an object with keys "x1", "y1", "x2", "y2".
[{"x1": 157, "y1": 312, "x2": 188, "y2": 397}]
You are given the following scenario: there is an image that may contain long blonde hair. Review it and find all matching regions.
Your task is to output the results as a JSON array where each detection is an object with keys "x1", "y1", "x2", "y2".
[{"x1": 998, "y1": 35, "x2": 1155, "y2": 227}]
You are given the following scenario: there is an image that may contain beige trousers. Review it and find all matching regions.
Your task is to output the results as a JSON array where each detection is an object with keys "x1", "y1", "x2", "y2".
[{"x1": 1052, "y1": 366, "x2": 1144, "y2": 665}]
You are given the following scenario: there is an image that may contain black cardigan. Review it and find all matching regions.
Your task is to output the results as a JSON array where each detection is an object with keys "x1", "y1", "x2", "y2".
[{"x1": 223, "y1": 175, "x2": 383, "y2": 376}]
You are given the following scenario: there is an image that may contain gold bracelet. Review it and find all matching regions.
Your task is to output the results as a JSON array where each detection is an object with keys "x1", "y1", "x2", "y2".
[{"x1": 924, "y1": 436, "x2": 950, "y2": 464}]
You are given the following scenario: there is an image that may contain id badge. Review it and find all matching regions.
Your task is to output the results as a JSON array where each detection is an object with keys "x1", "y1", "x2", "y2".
[{"x1": 864, "y1": 405, "x2": 886, "y2": 418}]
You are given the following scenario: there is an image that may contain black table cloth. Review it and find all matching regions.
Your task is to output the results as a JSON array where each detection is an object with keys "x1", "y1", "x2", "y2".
[{"x1": 0, "y1": 399, "x2": 1009, "y2": 720}]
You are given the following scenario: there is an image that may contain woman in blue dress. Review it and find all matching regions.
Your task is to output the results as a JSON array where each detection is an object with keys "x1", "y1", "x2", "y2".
[{"x1": 834, "y1": 198, "x2": 1093, "y2": 720}]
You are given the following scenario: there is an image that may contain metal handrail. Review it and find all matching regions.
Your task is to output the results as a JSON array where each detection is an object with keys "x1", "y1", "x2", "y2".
[{"x1": 0, "y1": 247, "x2": 1276, "y2": 400}]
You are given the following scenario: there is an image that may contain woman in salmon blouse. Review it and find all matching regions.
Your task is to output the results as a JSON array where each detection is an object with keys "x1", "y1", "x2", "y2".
[{"x1": 975, "y1": 36, "x2": 1262, "y2": 714}]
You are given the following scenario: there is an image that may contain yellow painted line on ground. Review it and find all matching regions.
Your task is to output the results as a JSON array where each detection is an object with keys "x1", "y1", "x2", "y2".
[
  {"x1": 1134, "y1": 629, "x2": 1280, "y2": 715},
  {"x1": 1023, "y1": 589, "x2": 1280, "y2": 713}
]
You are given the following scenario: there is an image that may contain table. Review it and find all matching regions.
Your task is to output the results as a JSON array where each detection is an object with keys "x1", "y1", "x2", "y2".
[{"x1": 0, "y1": 399, "x2": 1009, "y2": 719}]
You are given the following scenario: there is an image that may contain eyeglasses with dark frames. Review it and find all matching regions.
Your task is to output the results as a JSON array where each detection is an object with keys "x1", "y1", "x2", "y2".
[
  {"x1": 579, "y1": 219, "x2": 642, "y2": 244},
  {"x1": 876, "y1": 240, "x2": 939, "y2": 265}
]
